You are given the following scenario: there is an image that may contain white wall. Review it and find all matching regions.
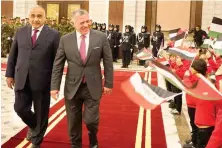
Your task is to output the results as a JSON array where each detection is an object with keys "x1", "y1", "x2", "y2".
[
  {"x1": 89, "y1": 0, "x2": 109, "y2": 28},
  {"x1": 123, "y1": 0, "x2": 146, "y2": 33},
  {"x1": 13, "y1": 0, "x2": 37, "y2": 18},
  {"x1": 202, "y1": 1, "x2": 222, "y2": 31}
]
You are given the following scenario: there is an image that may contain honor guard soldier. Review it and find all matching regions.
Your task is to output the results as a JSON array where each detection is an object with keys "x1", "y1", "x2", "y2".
[
  {"x1": 151, "y1": 24, "x2": 164, "y2": 57},
  {"x1": 51, "y1": 19, "x2": 59, "y2": 31},
  {"x1": 131, "y1": 27, "x2": 137, "y2": 60},
  {"x1": 120, "y1": 25, "x2": 133, "y2": 68},
  {"x1": 1, "y1": 16, "x2": 13, "y2": 57},
  {"x1": 137, "y1": 25, "x2": 150, "y2": 65},
  {"x1": 113, "y1": 25, "x2": 122, "y2": 62},
  {"x1": 92, "y1": 22, "x2": 98, "y2": 30},
  {"x1": 25, "y1": 18, "x2": 30, "y2": 25},
  {"x1": 58, "y1": 17, "x2": 69, "y2": 36},
  {"x1": 107, "y1": 24, "x2": 116, "y2": 61},
  {"x1": 14, "y1": 17, "x2": 23, "y2": 35},
  {"x1": 97, "y1": 23, "x2": 102, "y2": 31},
  {"x1": 21, "y1": 19, "x2": 25, "y2": 26},
  {"x1": 101, "y1": 23, "x2": 108, "y2": 34}
]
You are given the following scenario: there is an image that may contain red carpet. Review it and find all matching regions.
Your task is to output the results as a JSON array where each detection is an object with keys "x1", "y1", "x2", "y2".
[{"x1": 2, "y1": 71, "x2": 167, "y2": 148}]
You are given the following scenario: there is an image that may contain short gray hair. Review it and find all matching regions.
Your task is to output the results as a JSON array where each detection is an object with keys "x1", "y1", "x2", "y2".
[{"x1": 72, "y1": 9, "x2": 88, "y2": 22}]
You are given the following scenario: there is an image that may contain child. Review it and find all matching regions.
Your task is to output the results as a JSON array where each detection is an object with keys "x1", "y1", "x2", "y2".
[
  {"x1": 206, "y1": 67, "x2": 222, "y2": 148},
  {"x1": 171, "y1": 57, "x2": 186, "y2": 115},
  {"x1": 192, "y1": 59, "x2": 217, "y2": 148},
  {"x1": 183, "y1": 59, "x2": 207, "y2": 148}
]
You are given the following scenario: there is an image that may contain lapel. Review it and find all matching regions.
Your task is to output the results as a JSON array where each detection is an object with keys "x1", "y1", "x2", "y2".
[
  {"x1": 72, "y1": 32, "x2": 84, "y2": 65},
  {"x1": 32, "y1": 25, "x2": 49, "y2": 49},
  {"x1": 85, "y1": 29, "x2": 95, "y2": 64},
  {"x1": 27, "y1": 25, "x2": 32, "y2": 47}
]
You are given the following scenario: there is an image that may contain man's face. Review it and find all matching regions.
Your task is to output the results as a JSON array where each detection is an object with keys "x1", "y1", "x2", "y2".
[
  {"x1": 73, "y1": 14, "x2": 91, "y2": 35},
  {"x1": 126, "y1": 28, "x2": 129, "y2": 32},
  {"x1": 114, "y1": 28, "x2": 117, "y2": 31},
  {"x1": 141, "y1": 28, "x2": 145, "y2": 32},
  {"x1": 29, "y1": 7, "x2": 46, "y2": 29},
  {"x1": 109, "y1": 27, "x2": 113, "y2": 31}
]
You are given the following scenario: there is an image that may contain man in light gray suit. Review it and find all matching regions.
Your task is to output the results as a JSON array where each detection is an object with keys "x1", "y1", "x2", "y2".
[{"x1": 50, "y1": 9, "x2": 113, "y2": 148}]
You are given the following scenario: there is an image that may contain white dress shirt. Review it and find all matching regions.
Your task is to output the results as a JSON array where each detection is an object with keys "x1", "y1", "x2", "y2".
[
  {"x1": 31, "y1": 25, "x2": 44, "y2": 39},
  {"x1": 76, "y1": 31, "x2": 90, "y2": 56}
]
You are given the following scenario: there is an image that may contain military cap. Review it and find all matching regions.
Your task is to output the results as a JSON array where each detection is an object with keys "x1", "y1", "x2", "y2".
[
  {"x1": 109, "y1": 24, "x2": 114, "y2": 27},
  {"x1": 156, "y1": 24, "x2": 161, "y2": 28}
]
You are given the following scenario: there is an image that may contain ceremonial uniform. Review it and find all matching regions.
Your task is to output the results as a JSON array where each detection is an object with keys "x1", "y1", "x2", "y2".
[
  {"x1": 114, "y1": 25, "x2": 121, "y2": 62},
  {"x1": 137, "y1": 26, "x2": 150, "y2": 65},
  {"x1": 120, "y1": 25, "x2": 133, "y2": 68},
  {"x1": 107, "y1": 24, "x2": 116, "y2": 61},
  {"x1": 151, "y1": 24, "x2": 164, "y2": 57}
]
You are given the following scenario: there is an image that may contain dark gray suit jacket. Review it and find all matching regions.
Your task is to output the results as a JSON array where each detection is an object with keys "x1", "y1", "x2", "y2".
[
  {"x1": 5, "y1": 25, "x2": 60, "y2": 91},
  {"x1": 51, "y1": 29, "x2": 113, "y2": 100}
]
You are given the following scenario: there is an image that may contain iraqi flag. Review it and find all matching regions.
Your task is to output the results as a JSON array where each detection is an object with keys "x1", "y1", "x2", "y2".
[
  {"x1": 121, "y1": 73, "x2": 181, "y2": 110},
  {"x1": 213, "y1": 34, "x2": 222, "y2": 55},
  {"x1": 169, "y1": 28, "x2": 181, "y2": 38},
  {"x1": 166, "y1": 47, "x2": 198, "y2": 61},
  {"x1": 208, "y1": 17, "x2": 222, "y2": 38},
  {"x1": 135, "y1": 47, "x2": 152, "y2": 60},
  {"x1": 170, "y1": 31, "x2": 186, "y2": 47},
  {"x1": 149, "y1": 59, "x2": 222, "y2": 100}
]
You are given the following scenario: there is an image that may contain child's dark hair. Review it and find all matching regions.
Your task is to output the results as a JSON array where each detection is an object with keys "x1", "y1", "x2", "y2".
[{"x1": 191, "y1": 59, "x2": 207, "y2": 76}]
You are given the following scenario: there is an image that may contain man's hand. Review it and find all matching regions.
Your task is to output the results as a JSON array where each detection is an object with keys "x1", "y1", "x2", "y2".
[
  {"x1": 50, "y1": 90, "x2": 59, "y2": 101},
  {"x1": 6, "y1": 77, "x2": 15, "y2": 89},
  {"x1": 103, "y1": 87, "x2": 112, "y2": 94}
]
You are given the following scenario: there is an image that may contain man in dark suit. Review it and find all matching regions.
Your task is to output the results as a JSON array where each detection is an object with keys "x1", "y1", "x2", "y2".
[
  {"x1": 5, "y1": 6, "x2": 60, "y2": 148},
  {"x1": 50, "y1": 9, "x2": 113, "y2": 148}
]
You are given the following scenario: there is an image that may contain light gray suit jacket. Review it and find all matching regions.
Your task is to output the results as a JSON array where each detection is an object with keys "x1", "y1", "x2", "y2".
[{"x1": 51, "y1": 29, "x2": 113, "y2": 100}]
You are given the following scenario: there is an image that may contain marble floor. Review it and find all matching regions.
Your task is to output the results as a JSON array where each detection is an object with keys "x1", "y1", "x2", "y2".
[{"x1": 1, "y1": 58, "x2": 191, "y2": 147}]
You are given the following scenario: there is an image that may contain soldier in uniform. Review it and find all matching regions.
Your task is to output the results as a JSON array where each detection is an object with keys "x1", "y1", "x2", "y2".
[
  {"x1": 107, "y1": 24, "x2": 116, "y2": 61},
  {"x1": 120, "y1": 25, "x2": 133, "y2": 68},
  {"x1": 92, "y1": 22, "x2": 98, "y2": 30},
  {"x1": 58, "y1": 17, "x2": 69, "y2": 36},
  {"x1": 1, "y1": 16, "x2": 12, "y2": 57},
  {"x1": 14, "y1": 17, "x2": 23, "y2": 35},
  {"x1": 51, "y1": 19, "x2": 59, "y2": 30},
  {"x1": 8, "y1": 18, "x2": 15, "y2": 53},
  {"x1": 137, "y1": 25, "x2": 150, "y2": 65},
  {"x1": 130, "y1": 27, "x2": 137, "y2": 60},
  {"x1": 97, "y1": 23, "x2": 102, "y2": 31},
  {"x1": 25, "y1": 18, "x2": 30, "y2": 25},
  {"x1": 101, "y1": 23, "x2": 107, "y2": 34},
  {"x1": 151, "y1": 24, "x2": 164, "y2": 57},
  {"x1": 21, "y1": 19, "x2": 26, "y2": 26},
  {"x1": 67, "y1": 18, "x2": 75, "y2": 32},
  {"x1": 113, "y1": 25, "x2": 121, "y2": 62}
]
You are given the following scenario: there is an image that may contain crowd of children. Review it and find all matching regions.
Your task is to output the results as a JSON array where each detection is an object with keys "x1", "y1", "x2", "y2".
[{"x1": 164, "y1": 48, "x2": 222, "y2": 148}]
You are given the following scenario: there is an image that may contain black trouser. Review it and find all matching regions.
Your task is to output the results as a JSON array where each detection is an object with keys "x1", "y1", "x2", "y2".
[
  {"x1": 138, "y1": 46, "x2": 146, "y2": 66},
  {"x1": 188, "y1": 107, "x2": 198, "y2": 146},
  {"x1": 112, "y1": 46, "x2": 119, "y2": 62},
  {"x1": 65, "y1": 83, "x2": 100, "y2": 148},
  {"x1": 171, "y1": 85, "x2": 182, "y2": 113},
  {"x1": 14, "y1": 79, "x2": 50, "y2": 145},
  {"x1": 152, "y1": 44, "x2": 160, "y2": 57},
  {"x1": 165, "y1": 79, "x2": 172, "y2": 92},
  {"x1": 122, "y1": 49, "x2": 131, "y2": 67},
  {"x1": 196, "y1": 126, "x2": 214, "y2": 148}
]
